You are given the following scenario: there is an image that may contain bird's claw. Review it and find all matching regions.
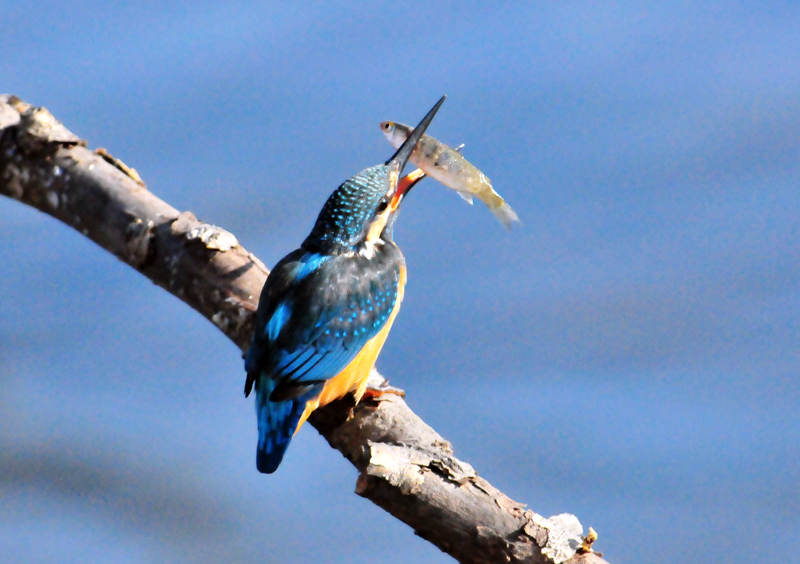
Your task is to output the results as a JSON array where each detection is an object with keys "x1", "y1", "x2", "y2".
[{"x1": 363, "y1": 380, "x2": 406, "y2": 401}]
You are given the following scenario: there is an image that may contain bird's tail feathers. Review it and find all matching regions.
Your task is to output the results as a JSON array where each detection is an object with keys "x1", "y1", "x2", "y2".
[{"x1": 255, "y1": 377, "x2": 320, "y2": 473}]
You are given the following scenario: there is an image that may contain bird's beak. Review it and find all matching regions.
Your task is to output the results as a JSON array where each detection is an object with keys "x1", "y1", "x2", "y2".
[
  {"x1": 395, "y1": 168, "x2": 427, "y2": 199},
  {"x1": 386, "y1": 95, "x2": 446, "y2": 209}
]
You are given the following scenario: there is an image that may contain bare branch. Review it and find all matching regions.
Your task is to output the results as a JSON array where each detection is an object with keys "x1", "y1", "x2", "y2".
[{"x1": 0, "y1": 95, "x2": 610, "y2": 564}]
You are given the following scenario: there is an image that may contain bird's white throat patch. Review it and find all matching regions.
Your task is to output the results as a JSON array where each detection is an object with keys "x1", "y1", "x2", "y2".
[{"x1": 359, "y1": 238, "x2": 384, "y2": 259}]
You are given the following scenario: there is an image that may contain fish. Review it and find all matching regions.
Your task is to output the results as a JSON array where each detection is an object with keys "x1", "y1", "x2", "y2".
[{"x1": 380, "y1": 121, "x2": 520, "y2": 229}]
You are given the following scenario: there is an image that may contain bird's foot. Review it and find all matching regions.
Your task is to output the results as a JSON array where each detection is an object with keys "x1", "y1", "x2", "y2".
[{"x1": 363, "y1": 380, "x2": 406, "y2": 401}]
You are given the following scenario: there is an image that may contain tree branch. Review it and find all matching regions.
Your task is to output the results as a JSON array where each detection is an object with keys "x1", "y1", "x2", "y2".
[{"x1": 0, "y1": 95, "x2": 609, "y2": 564}]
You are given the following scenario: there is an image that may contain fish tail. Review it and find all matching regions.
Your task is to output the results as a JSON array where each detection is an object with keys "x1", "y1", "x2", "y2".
[
  {"x1": 254, "y1": 376, "x2": 310, "y2": 473},
  {"x1": 477, "y1": 189, "x2": 520, "y2": 230},
  {"x1": 491, "y1": 202, "x2": 520, "y2": 230}
]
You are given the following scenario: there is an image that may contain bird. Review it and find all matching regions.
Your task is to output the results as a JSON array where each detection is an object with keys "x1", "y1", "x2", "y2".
[{"x1": 244, "y1": 96, "x2": 446, "y2": 473}]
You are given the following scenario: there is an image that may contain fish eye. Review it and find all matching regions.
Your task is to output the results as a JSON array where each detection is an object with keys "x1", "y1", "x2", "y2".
[{"x1": 376, "y1": 197, "x2": 389, "y2": 212}]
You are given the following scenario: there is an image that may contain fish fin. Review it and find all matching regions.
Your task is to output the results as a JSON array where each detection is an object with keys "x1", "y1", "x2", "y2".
[
  {"x1": 456, "y1": 191, "x2": 474, "y2": 205},
  {"x1": 491, "y1": 202, "x2": 521, "y2": 230}
]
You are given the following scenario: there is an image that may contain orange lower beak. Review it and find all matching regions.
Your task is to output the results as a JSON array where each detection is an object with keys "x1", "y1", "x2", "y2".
[{"x1": 390, "y1": 168, "x2": 426, "y2": 210}]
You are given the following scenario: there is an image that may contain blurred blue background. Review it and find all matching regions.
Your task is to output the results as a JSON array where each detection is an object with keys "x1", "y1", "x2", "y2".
[{"x1": 2, "y1": 2, "x2": 799, "y2": 562}]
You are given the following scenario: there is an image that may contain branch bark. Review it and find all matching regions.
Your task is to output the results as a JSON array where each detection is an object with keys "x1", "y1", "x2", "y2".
[{"x1": 0, "y1": 95, "x2": 610, "y2": 564}]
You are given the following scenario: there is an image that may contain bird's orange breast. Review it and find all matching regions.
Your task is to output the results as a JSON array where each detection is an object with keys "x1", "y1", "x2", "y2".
[{"x1": 295, "y1": 263, "x2": 407, "y2": 432}]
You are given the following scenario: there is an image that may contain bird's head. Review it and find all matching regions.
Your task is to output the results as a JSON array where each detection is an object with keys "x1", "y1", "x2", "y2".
[{"x1": 303, "y1": 96, "x2": 445, "y2": 255}]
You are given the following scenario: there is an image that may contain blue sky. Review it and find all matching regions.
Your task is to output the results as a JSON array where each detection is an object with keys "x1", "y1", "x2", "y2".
[{"x1": 2, "y1": 2, "x2": 799, "y2": 562}]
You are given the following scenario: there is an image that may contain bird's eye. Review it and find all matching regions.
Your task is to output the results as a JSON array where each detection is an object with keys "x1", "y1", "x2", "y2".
[{"x1": 376, "y1": 197, "x2": 389, "y2": 212}]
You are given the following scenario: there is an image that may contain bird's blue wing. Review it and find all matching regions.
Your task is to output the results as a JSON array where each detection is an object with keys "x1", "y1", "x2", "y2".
[
  {"x1": 244, "y1": 245, "x2": 404, "y2": 473},
  {"x1": 245, "y1": 248, "x2": 402, "y2": 401}
]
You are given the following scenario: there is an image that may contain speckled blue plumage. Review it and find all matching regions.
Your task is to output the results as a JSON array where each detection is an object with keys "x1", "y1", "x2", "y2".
[
  {"x1": 245, "y1": 165, "x2": 404, "y2": 473},
  {"x1": 304, "y1": 165, "x2": 394, "y2": 251}
]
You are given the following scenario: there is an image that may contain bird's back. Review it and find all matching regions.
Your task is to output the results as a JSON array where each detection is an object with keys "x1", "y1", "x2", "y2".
[{"x1": 245, "y1": 241, "x2": 405, "y2": 472}]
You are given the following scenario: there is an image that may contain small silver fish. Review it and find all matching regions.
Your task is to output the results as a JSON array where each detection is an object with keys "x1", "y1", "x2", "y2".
[{"x1": 380, "y1": 121, "x2": 519, "y2": 229}]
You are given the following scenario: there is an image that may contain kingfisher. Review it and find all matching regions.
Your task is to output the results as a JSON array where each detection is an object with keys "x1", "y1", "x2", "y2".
[{"x1": 244, "y1": 96, "x2": 446, "y2": 473}]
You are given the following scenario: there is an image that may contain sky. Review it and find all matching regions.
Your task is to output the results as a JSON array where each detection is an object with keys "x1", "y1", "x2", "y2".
[{"x1": 2, "y1": 2, "x2": 799, "y2": 562}]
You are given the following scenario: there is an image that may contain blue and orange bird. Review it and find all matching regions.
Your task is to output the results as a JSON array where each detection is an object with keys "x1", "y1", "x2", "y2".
[{"x1": 244, "y1": 96, "x2": 446, "y2": 473}]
